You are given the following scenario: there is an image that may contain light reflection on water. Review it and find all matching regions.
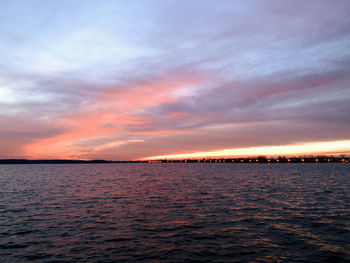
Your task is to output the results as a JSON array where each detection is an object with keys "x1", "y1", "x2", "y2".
[{"x1": 0, "y1": 163, "x2": 349, "y2": 262}]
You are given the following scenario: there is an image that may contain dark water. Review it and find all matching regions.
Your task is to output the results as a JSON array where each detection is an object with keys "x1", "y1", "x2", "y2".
[{"x1": 0, "y1": 164, "x2": 349, "y2": 262}]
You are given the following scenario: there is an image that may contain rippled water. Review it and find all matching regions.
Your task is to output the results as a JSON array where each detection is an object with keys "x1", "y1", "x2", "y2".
[{"x1": 0, "y1": 164, "x2": 349, "y2": 262}]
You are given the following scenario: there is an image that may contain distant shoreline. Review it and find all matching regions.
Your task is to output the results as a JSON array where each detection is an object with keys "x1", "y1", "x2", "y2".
[{"x1": 0, "y1": 156, "x2": 349, "y2": 164}]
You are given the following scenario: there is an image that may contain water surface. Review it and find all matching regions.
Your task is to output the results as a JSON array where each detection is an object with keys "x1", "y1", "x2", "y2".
[{"x1": 0, "y1": 163, "x2": 349, "y2": 262}]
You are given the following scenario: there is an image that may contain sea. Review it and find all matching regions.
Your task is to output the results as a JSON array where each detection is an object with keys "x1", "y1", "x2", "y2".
[{"x1": 0, "y1": 163, "x2": 349, "y2": 262}]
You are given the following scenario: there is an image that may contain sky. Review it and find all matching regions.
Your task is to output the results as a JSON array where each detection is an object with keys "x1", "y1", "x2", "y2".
[{"x1": 1, "y1": 0, "x2": 350, "y2": 160}]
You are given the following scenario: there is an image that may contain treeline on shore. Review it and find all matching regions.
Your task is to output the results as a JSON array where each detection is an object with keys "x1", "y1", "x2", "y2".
[{"x1": 0, "y1": 156, "x2": 349, "y2": 164}]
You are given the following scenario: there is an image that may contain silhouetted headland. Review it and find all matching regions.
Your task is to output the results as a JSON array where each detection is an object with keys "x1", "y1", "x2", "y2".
[
  {"x1": 0, "y1": 156, "x2": 349, "y2": 164},
  {"x1": 0, "y1": 159, "x2": 135, "y2": 164}
]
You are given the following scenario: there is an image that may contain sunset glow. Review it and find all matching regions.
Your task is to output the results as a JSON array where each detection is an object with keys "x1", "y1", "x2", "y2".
[
  {"x1": 2, "y1": 2, "x2": 350, "y2": 263},
  {"x1": 0, "y1": 0, "x2": 349, "y2": 160},
  {"x1": 142, "y1": 140, "x2": 350, "y2": 160}
]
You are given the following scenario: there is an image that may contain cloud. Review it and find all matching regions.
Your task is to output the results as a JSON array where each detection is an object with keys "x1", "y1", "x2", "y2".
[
  {"x1": 21, "y1": 72, "x2": 204, "y2": 159},
  {"x1": 0, "y1": 0, "x2": 349, "y2": 159},
  {"x1": 0, "y1": 115, "x2": 64, "y2": 158}
]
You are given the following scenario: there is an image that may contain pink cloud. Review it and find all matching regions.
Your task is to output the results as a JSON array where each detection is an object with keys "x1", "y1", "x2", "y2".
[{"x1": 22, "y1": 74, "x2": 204, "y2": 159}]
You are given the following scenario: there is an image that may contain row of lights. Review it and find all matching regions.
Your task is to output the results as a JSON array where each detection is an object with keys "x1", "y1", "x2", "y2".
[{"x1": 148, "y1": 158, "x2": 349, "y2": 163}]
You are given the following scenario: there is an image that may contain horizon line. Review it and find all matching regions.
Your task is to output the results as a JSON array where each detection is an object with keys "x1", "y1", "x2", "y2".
[{"x1": 1, "y1": 155, "x2": 350, "y2": 164}]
